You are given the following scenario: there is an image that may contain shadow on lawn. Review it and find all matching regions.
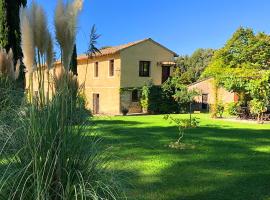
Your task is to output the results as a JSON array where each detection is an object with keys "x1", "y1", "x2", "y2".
[{"x1": 88, "y1": 119, "x2": 270, "y2": 200}]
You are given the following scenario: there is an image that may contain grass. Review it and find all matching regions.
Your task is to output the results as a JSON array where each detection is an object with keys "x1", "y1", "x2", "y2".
[{"x1": 88, "y1": 114, "x2": 270, "y2": 200}]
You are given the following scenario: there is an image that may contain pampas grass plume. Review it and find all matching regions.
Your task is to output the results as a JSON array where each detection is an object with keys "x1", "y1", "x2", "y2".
[
  {"x1": 33, "y1": 4, "x2": 48, "y2": 55},
  {"x1": 55, "y1": 0, "x2": 83, "y2": 70},
  {"x1": 20, "y1": 7, "x2": 35, "y2": 74},
  {"x1": 0, "y1": 48, "x2": 20, "y2": 80}
]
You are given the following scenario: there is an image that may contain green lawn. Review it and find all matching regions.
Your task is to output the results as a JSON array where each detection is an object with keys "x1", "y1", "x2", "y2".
[{"x1": 90, "y1": 114, "x2": 270, "y2": 200}]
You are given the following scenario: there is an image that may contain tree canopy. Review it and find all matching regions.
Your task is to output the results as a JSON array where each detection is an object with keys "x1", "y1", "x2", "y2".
[
  {"x1": 175, "y1": 48, "x2": 214, "y2": 84},
  {"x1": 203, "y1": 27, "x2": 270, "y2": 92}
]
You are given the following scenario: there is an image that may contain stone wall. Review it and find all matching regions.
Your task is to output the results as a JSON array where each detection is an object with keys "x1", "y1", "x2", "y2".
[{"x1": 120, "y1": 90, "x2": 142, "y2": 114}]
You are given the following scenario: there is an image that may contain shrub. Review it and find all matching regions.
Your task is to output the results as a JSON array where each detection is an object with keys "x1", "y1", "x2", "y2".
[
  {"x1": 216, "y1": 102, "x2": 225, "y2": 118},
  {"x1": 148, "y1": 86, "x2": 179, "y2": 114},
  {"x1": 227, "y1": 102, "x2": 240, "y2": 116},
  {"x1": 249, "y1": 99, "x2": 266, "y2": 122},
  {"x1": 140, "y1": 84, "x2": 150, "y2": 113},
  {"x1": 210, "y1": 102, "x2": 225, "y2": 118}
]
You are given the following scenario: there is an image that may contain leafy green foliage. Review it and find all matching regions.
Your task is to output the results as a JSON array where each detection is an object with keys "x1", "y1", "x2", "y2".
[
  {"x1": 203, "y1": 27, "x2": 270, "y2": 93},
  {"x1": 176, "y1": 48, "x2": 214, "y2": 84},
  {"x1": 246, "y1": 71, "x2": 270, "y2": 104},
  {"x1": 246, "y1": 71, "x2": 270, "y2": 122},
  {"x1": 140, "y1": 83, "x2": 151, "y2": 112},
  {"x1": 148, "y1": 85, "x2": 179, "y2": 114},
  {"x1": 226, "y1": 102, "x2": 240, "y2": 116},
  {"x1": 164, "y1": 114, "x2": 199, "y2": 146},
  {"x1": 216, "y1": 102, "x2": 225, "y2": 118},
  {"x1": 249, "y1": 99, "x2": 266, "y2": 121},
  {"x1": 162, "y1": 70, "x2": 199, "y2": 111},
  {"x1": 0, "y1": 0, "x2": 8, "y2": 49}
]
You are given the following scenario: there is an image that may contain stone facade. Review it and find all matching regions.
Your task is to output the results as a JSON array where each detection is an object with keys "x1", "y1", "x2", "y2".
[{"x1": 120, "y1": 90, "x2": 142, "y2": 114}]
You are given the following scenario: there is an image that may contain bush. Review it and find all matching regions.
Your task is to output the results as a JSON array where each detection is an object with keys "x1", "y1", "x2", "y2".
[
  {"x1": 148, "y1": 86, "x2": 179, "y2": 114},
  {"x1": 216, "y1": 102, "x2": 225, "y2": 118},
  {"x1": 210, "y1": 102, "x2": 225, "y2": 118},
  {"x1": 140, "y1": 84, "x2": 150, "y2": 112},
  {"x1": 249, "y1": 99, "x2": 267, "y2": 122},
  {"x1": 227, "y1": 102, "x2": 240, "y2": 116}
]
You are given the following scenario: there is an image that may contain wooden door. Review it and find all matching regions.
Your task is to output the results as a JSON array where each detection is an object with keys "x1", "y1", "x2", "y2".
[
  {"x1": 162, "y1": 66, "x2": 170, "y2": 83},
  {"x1": 202, "y1": 94, "x2": 208, "y2": 110},
  {"x1": 93, "y1": 93, "x2": 100, "y2": 114}
]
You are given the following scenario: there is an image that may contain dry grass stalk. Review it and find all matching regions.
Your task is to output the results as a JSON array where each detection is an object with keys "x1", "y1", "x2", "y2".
[
  {"x1": 33, "y1": 3, "x2": 48, "y2": 56},
  {"x1": 0, "y1": 48, "x2": 20, "y2": 80},
  {"x1": 20, "y1": 7, "x2": 35, "y2": 74},
  {"x1": 55, "y1": 0, "x2": 83, "y2": 70}
]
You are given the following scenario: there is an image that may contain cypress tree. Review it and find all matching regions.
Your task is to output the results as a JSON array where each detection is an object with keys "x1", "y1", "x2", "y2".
[
  {"x1": 0, "y1": 0, "x2": 8, "y2": 48},
  {"x1": 0, "y1": 0, "x2": 27, "y2": 85},
  {"x1": 70, "y1": 44, "x2": 78, "y2": 76}
]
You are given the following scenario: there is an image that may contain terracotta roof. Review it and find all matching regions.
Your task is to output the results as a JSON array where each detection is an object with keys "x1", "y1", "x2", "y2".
[{"x1": 77, "y1": 38, "x2": 178, "y2": 60}]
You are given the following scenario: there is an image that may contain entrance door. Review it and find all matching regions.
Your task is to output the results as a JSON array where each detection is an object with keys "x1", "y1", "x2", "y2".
[
  {"x1": 162, "y1": 66, "x2": 170, "y2": 83},
  {"x1": 93, "y1": 93, "x2": 100, "y2": 114},
  {"x1": 202, "y1": 94, "x2": 208, "y2": 110}
]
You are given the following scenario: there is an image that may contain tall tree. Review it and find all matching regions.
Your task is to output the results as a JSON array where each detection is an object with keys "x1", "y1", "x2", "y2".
[
  {"x1": 0, "y1": 0, "x2": 27, "y2": 83},
  {"x1": 70, "y1": 44, "x2": 78, "y2": 75},
  {"x1": 203, "y1": 27, "x2": 270, "y2": 93},
  {"x1": 174, "y1": 48, "x2": 214, "y2": 84}
]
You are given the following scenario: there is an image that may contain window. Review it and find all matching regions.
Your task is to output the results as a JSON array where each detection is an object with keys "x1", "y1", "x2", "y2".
[
  {"x1": 139, "y1": 61, "x2": 150, "y2": 77},
  {"x1": 132, "y1": 90, "x2": 139, "y2": 102},
  {"x1": 109, "y1": 60, "x2": 114, "y2": 77},
  {"x1": 94, "y1": 62, "x2": 98, "y2": 77}
]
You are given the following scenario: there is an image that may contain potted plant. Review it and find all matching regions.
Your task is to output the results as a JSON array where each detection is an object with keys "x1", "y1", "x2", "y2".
[{"x1": 121, "y1": 107, "x2": 129, "y2": 116}]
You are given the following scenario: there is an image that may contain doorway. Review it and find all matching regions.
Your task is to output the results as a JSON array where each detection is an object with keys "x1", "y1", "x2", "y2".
[
  {"x1": 93, "y1": 93, "x2": 100, "y2": 114},
  {"x1": 162, "y1": 66, "x2": 170, "y2": 83},
  {"x1": 202, "y1": 94, "x2": 208, "y2": 110}
]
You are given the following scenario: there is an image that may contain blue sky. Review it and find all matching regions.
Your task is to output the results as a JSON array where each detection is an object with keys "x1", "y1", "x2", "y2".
[{"x1": 30, "y1": 0, "x2": 270, "y2": 56}]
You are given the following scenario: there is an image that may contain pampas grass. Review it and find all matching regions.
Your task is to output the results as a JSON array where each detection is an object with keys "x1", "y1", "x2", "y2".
[
  {"x1": 0, "y1": 49, "x2": 20, "y2": 80},
  {"x1": 55, "y1": 0, "x2": 83, "y2": 70},
  {"x1": 33, "y1": 4, "x2": 48, "y2": 55},
  {"x1": 20, "y1": 8, "x2": 35, "y2": 74},
  {"x1": 0, "y1": 1, "x2": 125, "y2": 199},
  {"x1": 21, "y1": 3, "x2": 53, "y2": 106}
]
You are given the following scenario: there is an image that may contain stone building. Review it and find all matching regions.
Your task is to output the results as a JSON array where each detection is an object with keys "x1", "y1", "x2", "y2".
[
  {"x1": 37, "y1": 38, "x2": 178, "y2": 115},
  {"x1": 188, "y1": 78, "x2": 239, "y2": 111}
]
